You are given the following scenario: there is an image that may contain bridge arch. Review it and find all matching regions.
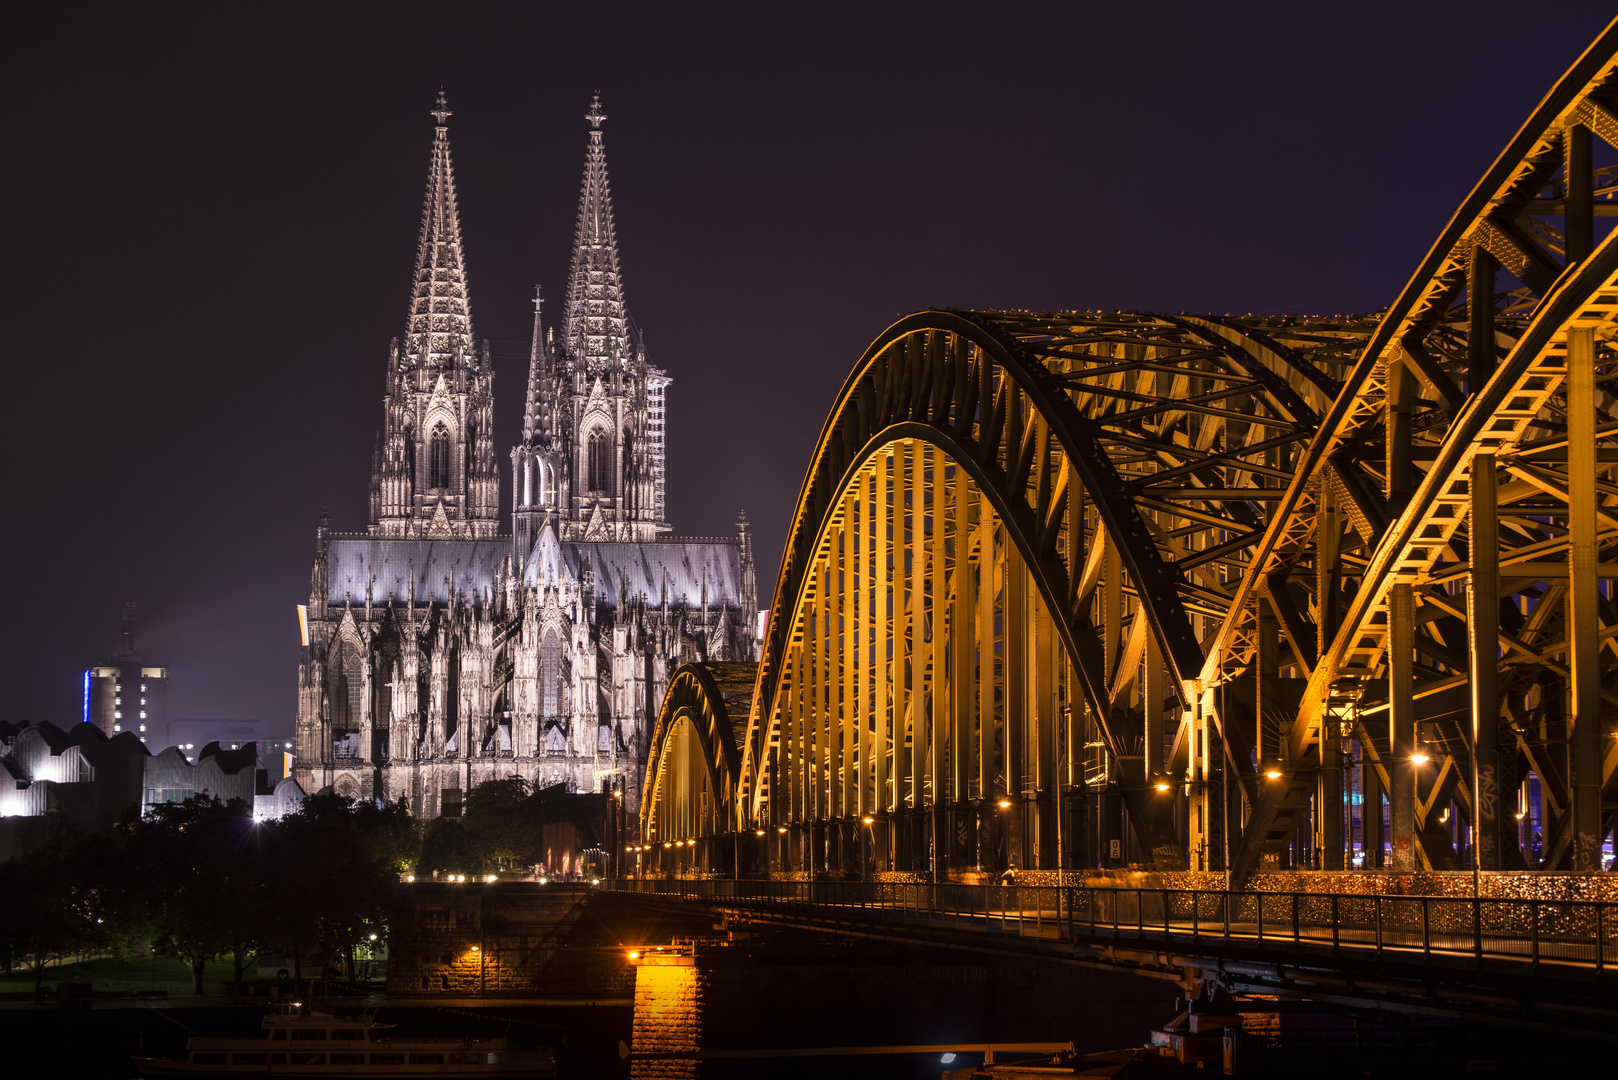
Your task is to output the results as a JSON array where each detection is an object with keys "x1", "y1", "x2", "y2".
[
  {"x1": 639, "y1": 18, "x2": 1618, "y2": 885},
  {"x1": 638, "y1": 662, "x2": 753, "y2": 875}
]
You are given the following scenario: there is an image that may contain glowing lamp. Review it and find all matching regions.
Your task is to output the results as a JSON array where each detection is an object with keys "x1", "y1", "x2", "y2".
[
  {"x1": 997, "y1": 798, "x2": 1012, "y2": 809},
  {"x1": 755, "y1": 829, "x2": 766, "y2": 836},
  {"x1": 471, "y1": 945, "x2": 480, "y2": 952},
  {"x1": 861, "y1": 816, "x2": 874, "y2": 825},
  {"x1": 1264, "y1": 769, "x2": 1282, "y2": 780},
  {"x1": 664, "y1": 842, "x2": 672, "y2": 848},
  {"x1": 778, "y1": 826, "x2": 788, "y2": 834},
  {"x1": 628, "y1": 951, "x2": 640, "y2": 960},
  {"x1": 405, "y1": 875, "x2": 416, "y2": 883},
  {"x1": 1411, "y1": 752, "x2": 1430, "y2": 765},
  {"x1": 1154, "y1": 781, "x2": 1170, "y2": 792}
]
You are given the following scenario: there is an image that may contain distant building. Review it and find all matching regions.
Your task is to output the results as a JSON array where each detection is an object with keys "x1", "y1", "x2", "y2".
[
  {"x1": 0, "y1": 722, "x2": 305, "y2": 860},
  {"x1": 168, "y1": 718, "x2": 292, "y2": 757},
  {"x1": 84, "y1": 603, "x2": 168, "y2": 746}
]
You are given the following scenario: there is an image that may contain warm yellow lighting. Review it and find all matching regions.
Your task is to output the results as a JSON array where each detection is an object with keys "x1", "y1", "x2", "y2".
[
  {"x1": 755, "y1": 829, "x2": 766, "y2": 836},
  {"x1": 861, "y1": 816, "x2": 874, "y2": 825},
  {"x1": 628, "y1": 950, "x2": 640, "y2": 960},
  {"x1": 778, "y1": 826, "x2": 788, "y2": 834},
  {"x1": 485, "y1": 874, "x2": 497, "y2": 883},
  {"x1": 664, "y1": 842, "x2": 672, "y2": 848},
  {"x1": 1515, "y1": 812, "x2": 1526, "y2": 820},
  {"x1": 405, "y1": 874, "x2": 415, "y2": 883},
  {"x1": 538, "y1": 876, "x2": 548, "y2": 884},
  {"x1": 470, "y1": 945, "x2": 480, "y2": 952},
  {"x1": 997, "y1": 798, "x2": 1012, "y2": 809},
  {"x1": 1264, "y1": 769, "x2": 1282, "y2": 780},
  {"x1": 1154, "y1": 781, "x2": 1170, "y2": 792},
  {"x1": 1411, "y1": 752, "x2": 1430, "y2": 765}
]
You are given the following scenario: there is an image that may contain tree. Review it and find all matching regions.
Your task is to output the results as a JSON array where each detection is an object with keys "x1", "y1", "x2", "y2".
[
  {"x1": 462, "y1": 777, "x2": 539, "y2": 869},
  {"x1": 262, "y1": 793, "x2": 413, "y2": 987},
  {"x1": 417, "y1": 816, "x2": 484, "y2": 876},
  {"x1": 0, "y1": 843, "x2": 106, "y2": 1000},
  {"x1": 123, "y1": 795, "x2": 262, "y2": 995}
]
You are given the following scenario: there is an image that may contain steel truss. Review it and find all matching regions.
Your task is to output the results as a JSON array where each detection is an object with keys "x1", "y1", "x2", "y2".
[{"x1": 641, "y1": 19, "x2": 1618, "y2": 885}]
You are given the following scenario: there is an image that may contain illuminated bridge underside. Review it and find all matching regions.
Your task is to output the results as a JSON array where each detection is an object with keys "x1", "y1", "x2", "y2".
[{"x1": 643, "y1": 20, "x2": 1618, "y2": 886}]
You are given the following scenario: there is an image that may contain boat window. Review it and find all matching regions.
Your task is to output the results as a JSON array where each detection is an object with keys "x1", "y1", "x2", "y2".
[
  {"x1": 331, "y1": 1052, "x2": 366, "y2": 1065},
  {"x1": 370, "y1": 1052, "x2": 405, "y2": 1064},
  {"x1": 409, "y1": 1052, "x2": 445, "y2": 1064},
  {"x1": 454, "y1": 1052, "x2": 484, "y2": 1064},
  {"x1": 272, "y1": 1029, "x2": 287, "y2": 1040},
  {"x1": 291, "y1": 1028, "x2": 326, "y2": 1040},
  {"x1": 332, "y1": 1029, "x2": 364, "y2": 1040},
  {"x1": 191, "y1": 1053, "x2": 226, "y2": 1065},
  {"x1": 232, "y1": 1053, "x2": 268, "y2": 1064},
  {"x1": 487, "y1": 1052, "x2": 505, "y2": 1064},
  {"x1": 289, "y1": 1052, "x2": 325, "y2": 1065},
  {"x1": 270, "y1": 1054, "x2": 286, "y2": 1065}
]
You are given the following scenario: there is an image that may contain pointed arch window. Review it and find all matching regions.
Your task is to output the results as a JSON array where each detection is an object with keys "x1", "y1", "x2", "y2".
[
  {"x1": 587, "y1": 429, "x2": 612, "y2": 494},
  {"x1": 429, "y1": 425, "x2": 451, "y2": 490},
  {"x1": 541, "y1": 629, "x2": 561, "y2": 716}
]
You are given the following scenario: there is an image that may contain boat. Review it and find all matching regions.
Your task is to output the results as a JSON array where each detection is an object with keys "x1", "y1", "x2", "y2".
[{"x1": 133, "y1": 998, "x2": 557, "y2": 1077}]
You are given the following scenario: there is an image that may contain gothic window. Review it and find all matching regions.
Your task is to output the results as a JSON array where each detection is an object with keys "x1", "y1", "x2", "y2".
[
  {"x1": 587, "y1": 429, "x2": 611, "y2": 494},
  {"x1": 404, "y1": 429, "x2": 416, "y2": 491},
  {"x1": 429, "y1": 425, "x2": 451, "y2": 490},
  {"x1": 334, "y1": 642, "x2": 362, "y2": 732},
  {"x1": 541, "y1": 629, "x2": 560, "y2": 716},
  {"x1": 464, "y1": 419, "x2": 476, "y2": 488}
]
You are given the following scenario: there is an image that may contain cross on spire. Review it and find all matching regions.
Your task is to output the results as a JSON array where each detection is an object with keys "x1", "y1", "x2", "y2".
[
  {"x1": 431, "y1": 89, "x2": 452, "y2": 126},
  {"x1": 586, "y1": 93, "x2": 607, "y2": 129}
]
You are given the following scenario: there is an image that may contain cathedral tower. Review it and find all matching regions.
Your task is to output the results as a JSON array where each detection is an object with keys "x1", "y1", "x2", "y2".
[
  {"x1": 536, "y1": 95, "x2": 667, "y2": 545},
  {"x1": 370, "y1": 92, "x2": 500, "y2": 539}
]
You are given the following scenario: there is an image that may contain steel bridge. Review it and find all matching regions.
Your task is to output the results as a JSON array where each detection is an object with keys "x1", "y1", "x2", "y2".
[{"x1": 635, "y1": 21, "x2": 1618, "y2": 917}]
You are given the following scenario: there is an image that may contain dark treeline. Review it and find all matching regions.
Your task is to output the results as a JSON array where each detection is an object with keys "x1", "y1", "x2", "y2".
[
  {"x1": 0, "y1": 777, "x2": 594, "y2": 1000},
  {"x1": 0, "y1": 793, "x2": 415, "y2": 998}
]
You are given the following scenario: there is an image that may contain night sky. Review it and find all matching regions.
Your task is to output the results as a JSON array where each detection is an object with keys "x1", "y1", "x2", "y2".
[{"x1": 5, "y1": 3, "x2": 1613, "y2": 734}]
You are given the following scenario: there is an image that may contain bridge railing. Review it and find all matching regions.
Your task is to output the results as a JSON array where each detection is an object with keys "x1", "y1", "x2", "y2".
[{"x1": 606, "y1": 878, "x2": 1616, "y2": 973}]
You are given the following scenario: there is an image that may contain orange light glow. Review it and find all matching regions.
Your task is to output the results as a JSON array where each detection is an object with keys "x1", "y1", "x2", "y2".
[
  {"x1": 1264, "y1": 769, "x2": 1282, "y2": 780},
  {"x1": 1411, "y1": 753, "x2": 1430, "y2": 765}
]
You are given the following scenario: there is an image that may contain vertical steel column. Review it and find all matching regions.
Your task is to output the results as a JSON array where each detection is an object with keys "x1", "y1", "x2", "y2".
[
  {"x1": 1255, "y1": 597, "x2": 1280, "y2": 770},
  {"x1": 1468, "y1": 245, "x2": 1498, "y2": 397},
  {"x1": 979, "y1": 500, "x2": 996, "y2": 804},
  {"x1": 1469, "y1": 452, "x2": 1501, "y2": 871},
  {"x1": 876, "y1": 453, "x2": 890, "y2": 820},
  {"x1": 1035, "y1": 576, "x2": 1056, "y2": 868},
  {"x1": 1389, "y1": 583, "x2": 1417, "y2": 872},
  {"x1": 1144, "y1": 635, "x2": 1166, "y2": 784},
  {"x1": 1387, "y1": 357, "x2": 1414, "y2": 512},
  {"x1": 844, "y1": 501, "x2": 858, "y2": 824},
  {"x1": 1567, "y1": 326, "x2": 1601, "y2": 871},
  {"x1": 1005, "y1": 540, "x2": 1026, "y2": 870},
  {"x1": 929, "y1": 448, "x2": 948, "y2": 873},
  {"x1": 951, "y1": 466, "x2": 975, "y2": 864},
  {"x1": 1566, "y1": 124, "x2": 1594, "y2": 264}
]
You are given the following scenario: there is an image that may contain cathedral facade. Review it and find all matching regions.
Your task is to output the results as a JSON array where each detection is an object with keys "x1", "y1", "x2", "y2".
[{"x1": 293, "y1": 94, "x2": 757, "y2": 819}]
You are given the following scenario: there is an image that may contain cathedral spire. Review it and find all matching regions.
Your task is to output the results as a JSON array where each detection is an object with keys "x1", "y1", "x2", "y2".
[
  {"x1": 404, "y1": 89, "x2": 475, "y2": 371},
  {"x1": 521, "y1": 285, "x2": 547, "y2": 444},
  {"x1": 563, "y1": 92, "x2": 627, "y2": 376}
]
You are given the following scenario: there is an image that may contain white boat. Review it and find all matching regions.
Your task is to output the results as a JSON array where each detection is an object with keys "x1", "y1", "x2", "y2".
[{"x1": 133, "y1": 998, "x2": 557, "y2": 1078}]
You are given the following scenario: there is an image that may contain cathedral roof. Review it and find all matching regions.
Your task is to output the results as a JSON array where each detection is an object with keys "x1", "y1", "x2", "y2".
[
  {"x1": 403, "y1": 91, "x2": 476, "y2": 372},
  {"x1": 558, "y1": 540, "x2": 745, "y2": 610},
  {"x1": 327, "y1": 538, "x2": 509, "y2": 605},
  {"x1": 563, "y1": 94, "x2": 630, "y2": 376}
]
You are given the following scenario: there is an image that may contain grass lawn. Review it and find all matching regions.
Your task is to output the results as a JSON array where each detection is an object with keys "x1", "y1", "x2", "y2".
[{"x1": 0, "y1": 954, "x2": 244, "y2": 996}]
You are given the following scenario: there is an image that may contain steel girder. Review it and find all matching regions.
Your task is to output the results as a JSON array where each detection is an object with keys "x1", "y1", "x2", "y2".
[
  {"x1": 730, "y1": 309, "x2": 1367, "y2": 868},
  {"x1": 640, "y1": 662, "x2": 747, "y2": 845},
  {"x1": 641, "y1": 18, "x2": 1618, "y2": 883},
  {"x1": 1218, "y1": 19, "x2": 1618, "y2": 884}
]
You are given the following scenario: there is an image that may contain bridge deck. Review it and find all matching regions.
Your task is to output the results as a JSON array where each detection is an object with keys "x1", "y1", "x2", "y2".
[{"x1": 608, "y1": 879, "x2": 1618, "y2": 1035}]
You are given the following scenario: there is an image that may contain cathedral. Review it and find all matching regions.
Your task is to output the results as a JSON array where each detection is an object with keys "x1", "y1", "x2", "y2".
[{"x1": 293, "y1": 93, "x2": 758, "y2": 819}]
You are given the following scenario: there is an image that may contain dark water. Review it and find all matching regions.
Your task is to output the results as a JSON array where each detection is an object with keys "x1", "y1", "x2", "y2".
[{"x1": 0, "y1": 1004, "x2": 630, "y2": 1079}]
